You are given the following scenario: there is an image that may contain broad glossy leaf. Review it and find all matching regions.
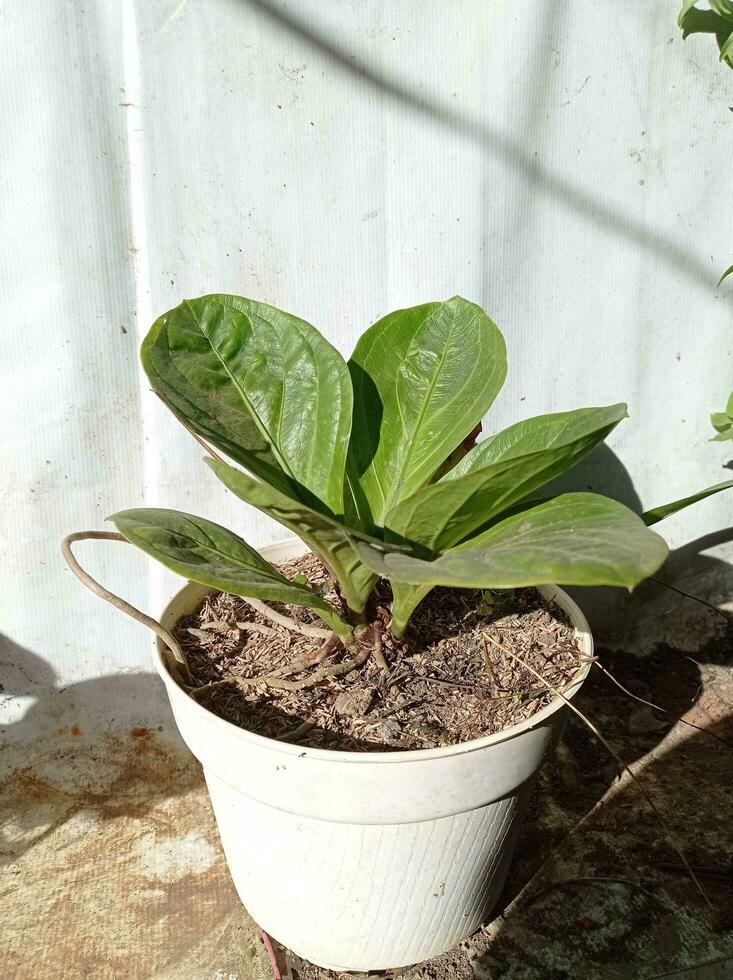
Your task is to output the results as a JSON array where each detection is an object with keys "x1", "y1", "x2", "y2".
[
  {"x1": 445, "y1": 405, "x2": 628, "y2": 479},
  {"x1": 109, "y1": 507, "x2": 351, "y2": 637},
  {"x1": 141, "y1": 295, "x2": 352, "y2": 514},
  {"x1": 207, "y1": 458, "x2": 377, "y2": 613},
  {"x1": 641, "y1": 479, "x2": 733, "y2": 525},
  {"x1": 358, "y1": 493, "x2": 668, "y2": 593},
  {"x1": 347, "y1": 297, "x2": 507, "y2": 529},
  {"x1": 384, "y1": 405, "x2": 628, "y2": 555},
  {"x1": 385, "y1": 492, "x2": 666, "y2": 636}
]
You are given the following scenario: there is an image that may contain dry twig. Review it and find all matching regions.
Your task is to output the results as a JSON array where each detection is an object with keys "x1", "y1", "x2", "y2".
[
  {"x1": 522, "y1": 875, "x2": 664, "y2": 910},
  {"x1": 485, "y1": 635, "x2": 715, "y2": 911},
  {"x1": 593, "y1": 660, "x2": 733, "y2": 750},
  {"x1": 190, "y1": 644, "x2": 372, "y2": 696}
]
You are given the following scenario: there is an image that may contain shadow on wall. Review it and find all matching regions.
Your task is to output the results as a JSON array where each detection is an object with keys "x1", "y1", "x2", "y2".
[{"x1": 240, "y1": 0, "x2": 730, "y2": 297}]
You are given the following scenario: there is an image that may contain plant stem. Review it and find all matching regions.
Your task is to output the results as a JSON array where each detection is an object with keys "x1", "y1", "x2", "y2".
[
  {"x1": 61, "y1": 531, "x2": 193, "y2": 687},
  {"x1": 240, "y1": 597, "x2": 333, "y2": 639},
  {"x1": 372, "y1": 627, "x2": 389, "y2": 673}
]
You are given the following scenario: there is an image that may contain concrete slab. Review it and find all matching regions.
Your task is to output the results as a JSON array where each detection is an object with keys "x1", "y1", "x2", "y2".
[{"x1": 1, "y1": 728, "x2": 271, "y2": 980}]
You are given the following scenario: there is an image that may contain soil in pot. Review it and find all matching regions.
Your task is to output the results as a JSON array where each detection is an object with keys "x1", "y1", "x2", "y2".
[{"x1": 173, "y1": 552, "x2": 585, "y2": 752}]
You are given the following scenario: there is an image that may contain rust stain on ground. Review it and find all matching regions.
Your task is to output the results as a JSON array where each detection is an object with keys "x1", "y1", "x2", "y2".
[
  {"x1": 0, "y1": 728, "x2": 271, "y2": 980},
  {"x1": 70, "y1": 722, "x2": 81, "y2": 736}
]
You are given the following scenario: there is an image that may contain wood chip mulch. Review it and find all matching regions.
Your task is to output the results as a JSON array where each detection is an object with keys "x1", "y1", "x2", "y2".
[{"x1": 173, "y1": 552, "x2": 585, "y2": 752}]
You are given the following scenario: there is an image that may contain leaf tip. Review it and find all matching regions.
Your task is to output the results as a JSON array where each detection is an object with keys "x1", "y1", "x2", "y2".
[{"x1": 717, "y1": 264, "x2": 733, "y2": 288}]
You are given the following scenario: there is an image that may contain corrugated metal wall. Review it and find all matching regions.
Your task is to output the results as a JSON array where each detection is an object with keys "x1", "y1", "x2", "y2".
[{"x1": 2, "y1": 0, "x2": 731, "y2": 733}]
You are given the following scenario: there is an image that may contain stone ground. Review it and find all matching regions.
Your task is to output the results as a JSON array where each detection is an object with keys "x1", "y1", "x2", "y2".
[{"x1": 2, "y1": 576, "x2": 732, "y2": 980}]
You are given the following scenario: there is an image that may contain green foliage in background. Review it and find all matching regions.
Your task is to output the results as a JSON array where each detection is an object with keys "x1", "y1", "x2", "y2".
[
  {"x1": 711, "y1": 391, "x2": 733, "y2": 441},
  {"x1": 678, "y1": 1, "x2": 733, "y2": 68}
]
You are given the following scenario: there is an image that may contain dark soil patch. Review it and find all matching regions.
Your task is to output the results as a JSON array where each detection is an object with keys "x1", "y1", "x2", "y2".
[{"x1": 174, "y1": 552, "x2": 585, "y2": 752}]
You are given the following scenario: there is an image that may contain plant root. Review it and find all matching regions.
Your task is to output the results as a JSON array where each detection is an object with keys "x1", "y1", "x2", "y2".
[
  {"x1": 371, "y1": 625, "x2": 389, "y2": 673},
  {"x1": 190, "y1": 641, "x2": 372, "y2": 696},
  {"x1": 241, "y1": 596, "x2": 334, "y2": 640}
]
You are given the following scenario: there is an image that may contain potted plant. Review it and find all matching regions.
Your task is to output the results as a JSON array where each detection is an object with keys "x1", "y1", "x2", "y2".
[{"x1": 62, "y1": 294, "x2": 730, "y2": 972}]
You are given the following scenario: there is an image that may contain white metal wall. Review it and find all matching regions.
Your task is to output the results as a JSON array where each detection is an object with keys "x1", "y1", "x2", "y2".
[{"x1": 2, "y1": 0, "x2": 732, "y2": 735}]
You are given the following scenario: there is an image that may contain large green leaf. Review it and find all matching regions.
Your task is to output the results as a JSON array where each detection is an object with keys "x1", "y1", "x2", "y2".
[
  {"x1": 640, "y1": 480, "x2": 733, "y2": 525},
  {"x1": 445, "y1": 405, "x2": 628, "y2": 479},
  {"x1": 141, "y1": 295, "x2": 352, "y2": 514},
  {"x1": 384, "y1": 404, "x2": 629, "y2": 555},
  {"x1": 359, "y1": 494, "x2": 668, "y2": 634},
  {"x1": 109, "y1": 507, "x2": 352, "y2": 637},
  {"x1": 347, "y1": 297, "x2": 507, "y2": 530},
  {"x1": 207, "y1": 458, "x2": 378, "y2": 614}
]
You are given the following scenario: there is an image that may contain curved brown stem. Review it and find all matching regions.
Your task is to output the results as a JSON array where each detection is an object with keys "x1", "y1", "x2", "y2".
[
  {"x1": 240, "y1": 596, "x2": 333, "y2": 640},
  {"x1": 62, "y1": 531, "x2": 371, "y2": 698},
  {"x1": 61, "y1": 531, "x2": 193, "y2": 687}
]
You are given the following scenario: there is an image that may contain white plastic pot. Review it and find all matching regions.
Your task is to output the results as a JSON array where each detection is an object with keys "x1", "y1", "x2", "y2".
[{"x1": 155, "y1": 539, "x2": 592, "y2": 972}]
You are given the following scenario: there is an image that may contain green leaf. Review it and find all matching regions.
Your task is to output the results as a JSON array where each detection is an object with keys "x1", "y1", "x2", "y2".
[
  {"x1": 712, "y1": 428, "x2": 733, "y2": 442},
  {"x1": 109, "y1": 507, "x2": 352, "y2": 638},
  {"x1": 727, "y1": 391, "x2": 733, "y2": 416},
  {"x1": 347, "y1": 297, "x2": 507, "y2": 530},
  {"x1": 711, "y1": 412, "x2": 733, "y2": 432},
  {"x1": 381, "y1": 406, "x2": 628, "y2": 634},
  {"x1": 679, "y1": 0, "x2": 698, "y2": 25},
  {"x1": 384, "y1": 404, "x2": 629, "y2": 554},
  {"x1": 720, "y1": 27, "x2": 733, "y2": 61},
  {"x1": 141, "y1": 295, "x2": 353, "y2": 514},
  {"x1": 680, "y1": 5, "x2": 724, "y2": 33},
  {"x1": 359, "y1": 492, "x2": 668, "y2": 596},
  {"x1": 720, "y1": 265, "x2": 733, "y2": 287},
  {"x1": 206, "y1": 458, "x2": 378, "y2": 614},
  {"x1": 710, "y1": 0, "x2": 733, "y2": 21},
  {"x1": 445, "y1": 405, "x2": 629, "y2": 479},
  {"x1": 640, "y1": 479, "x2": 733, "y2": 525}
]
